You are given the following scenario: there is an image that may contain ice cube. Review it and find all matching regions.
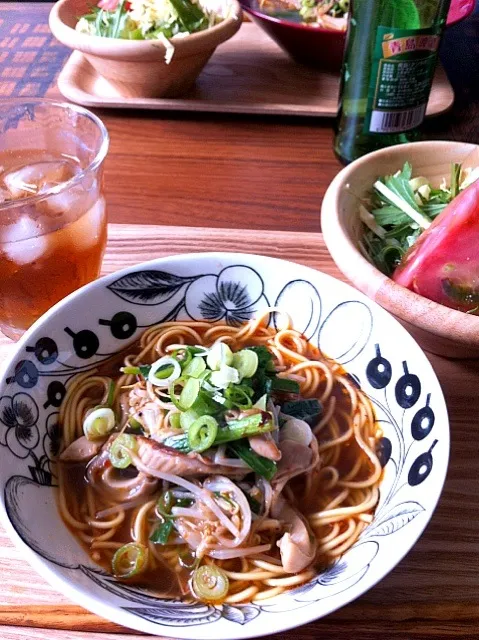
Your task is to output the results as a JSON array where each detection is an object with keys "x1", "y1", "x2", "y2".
[
  {"x1": 65, "y1": 196, "x2": 106, "y2": 251},
  {"x1": 0, "y1": 216, "x2": 47, "y2": 265},
  {"x1": 2, "y1": 161, "x2": 72, "y2": 199}
]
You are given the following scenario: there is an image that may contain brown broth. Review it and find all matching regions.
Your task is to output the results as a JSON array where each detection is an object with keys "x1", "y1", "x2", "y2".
[{"x1": 57, "y1": 330, "x2": 380, "y2": 599}]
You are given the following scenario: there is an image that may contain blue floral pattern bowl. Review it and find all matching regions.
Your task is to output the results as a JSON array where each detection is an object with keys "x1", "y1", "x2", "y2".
[{"x1": 0, "y1": 253, "x2": 449, "y2": 638}]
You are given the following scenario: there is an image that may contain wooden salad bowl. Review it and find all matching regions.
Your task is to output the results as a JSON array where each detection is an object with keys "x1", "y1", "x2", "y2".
[
  {"x1": 49, "y1": 0, "x2": 242, "y2": 98},
  {"x1": 321, "y1": 141, "x2": 479, "y2": 359}
]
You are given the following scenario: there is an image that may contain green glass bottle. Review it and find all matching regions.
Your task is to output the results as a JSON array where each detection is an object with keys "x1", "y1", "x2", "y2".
[{"x1": 334, "y1": 0, "x2": 451, "y2": 164}]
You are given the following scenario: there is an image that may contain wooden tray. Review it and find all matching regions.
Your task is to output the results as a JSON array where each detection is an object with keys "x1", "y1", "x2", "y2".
[
  {"x1": 57, "y1": 23, "x2": 455, "y2": 117},
  {"x1": 1, "y1": 223, "x2": 479, "y2": 640}
]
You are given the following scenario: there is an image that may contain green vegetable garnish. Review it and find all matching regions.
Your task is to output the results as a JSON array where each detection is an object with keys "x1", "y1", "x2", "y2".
[
  {"x1": 188, "y1": 415, "x2": 218, "y2": 452},
  {"x1": 228, "y1": 440, "x2": 277, "y2": 480},
  {"x1": 191, "y1": 565, "x2": 229, "y2": 601},
  {"x1": 362, "y1": 162, "x2": 468, "y2": 277},
  {"x1": 112, "y1": 542, "x2": 148, "y2": 578},
  {"x1": 149, "y1": 520, "x2": 174, "y2": 544},
  {"x1": 109, "y1": 434, "x2": 138, "y2": 469},
  {"x1": 281, "y1": 398, "x2": 322, "y2": 427}
]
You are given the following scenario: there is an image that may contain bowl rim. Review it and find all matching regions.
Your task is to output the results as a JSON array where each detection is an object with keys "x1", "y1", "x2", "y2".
[
  {"x1": 239, "y1": 0, "x2": 474, "y2": 33},
  {"x1": 239, "y1": 0, "x2": 345, "y2": 35},
  {"x1": 0, "y1": 251, "x2": 450, "y2": 638},
  {"x1": 321, "y1": 140, "x2": 479, "y2": 347},
  {"x1": 49, "y1": 0, "x2": 243, "y2": 50}
]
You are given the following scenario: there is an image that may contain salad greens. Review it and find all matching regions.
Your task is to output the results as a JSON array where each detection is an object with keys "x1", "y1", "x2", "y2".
[
  {"x1": 76, "y1": 0, "x2": 217, "y2": 43},
  {"x1": 361, "y1": 162, "x2": 477, "y2": 276}
]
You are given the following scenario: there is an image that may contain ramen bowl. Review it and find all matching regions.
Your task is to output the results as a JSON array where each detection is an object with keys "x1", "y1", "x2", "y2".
[
  {"x1": 321, "y1": 140, "x2": 479, "y2": 359},
  {"x1": 239, "y1": 0, "x2": 475, "y2": 70},
  {"x1": 0, "y1": 253, "x2": 448, "y2": 637},
  {"x1": 49, "y1": 0, "x2": 242, "y2": 98}
]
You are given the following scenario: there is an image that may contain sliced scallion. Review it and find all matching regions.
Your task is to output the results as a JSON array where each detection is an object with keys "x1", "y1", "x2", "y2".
[
  {"x1": 109, "y1": 434, "x2": 138, "y2": 469},
  {"x1": 188, "y1": 415, "x2": 218, "y2": 452},
  {"x1": 232, "y1": 349, "x2": 258, "y2": 379},
  {"x1": 206, "y1": 341, "x2": 233, "y2": 371},
  {"x1": 183, "y1": 356, "x2": 207, "y2": 378},
  {"x1": 149, "y1": 520, "x2": 174, "y2": 544},
  {"x1": 148, "y1": 356, "x2": 181, "y2": 388},
  {"x1": 179, "y1": 377, "x2": 201, "y2": 410},
  {"x1": 83, "y1": 407, "x2": 116, "y2": 441},
  {"x1": 191, "y1": 565, "x2": 229, "y2": 601},
  {"x1": 112, "y1": 542, "x2": 148, "y2": 578}
]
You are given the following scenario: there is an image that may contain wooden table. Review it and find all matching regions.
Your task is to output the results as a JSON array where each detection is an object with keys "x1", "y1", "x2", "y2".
[
  {"x1": 1, "y1": 2, "x2": 479, "y2": 232},
  {"x1": 1, "y1": 3, "x2": 479, "y2": 640}
]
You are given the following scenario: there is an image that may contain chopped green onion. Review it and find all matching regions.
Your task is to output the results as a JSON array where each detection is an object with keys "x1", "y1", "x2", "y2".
[
  {"x1": 169, "y1": 412, "x2": 182, "y2": 430},
  {"x1": 183, "y1": 356, "x2": 207, "y2": 378},
  {"x1": 83, "y1": 407, "x2": 116, "y2": 441},
  {"x1": 149, "y1": 520, "x2": 174, "y2": 544},
  {"x1": 174, "y1": 347, "x2": 193, "y2": 369},
  {"x1": 191, "y1": 565, "x2": 229, "y2": 602},
  {"x1": 232, "y1": 349, "x2": 258, "y2": 380},
  {"x1": 128, "y1": 416, "x2": 143, "y2": 430},
  {"x1": 224, "y1": 385, "x2": 253, "y2": 409},
  {"x1": 156, "y1": 491, "x2": 174, "y2": 519},
  {"x1": 112, "y1": 542, "x2": 148, "y2": 578},
  {"x1": 106, "y1": 381, "x2": 116, "y2": 407},
  {"x1": 176, "y1": 497, "x2": 193, "y2": 507},
  {"x1": 188, "y1": 416, "x2": 218, "y2": 452},
  {"x1": 180, "y1": 408, "x2": 199, "y2": 431},
  {"x1": 165, "y1": 412, "x2": 274, "y2": 452},
  {"x1": 229, "y1": 440, "x2": 277, "y2": 480},
  {"x1": 149, "y1": 356, "x2": 181, "y2": 388},
  {"x1": 109, "y1": 434, "x2": 138, "y2": 469},
  {"x1": 206, "y1": 341, "x2": 233, "y2": 371},
  {"x1": 216, "y1": 412, "x2": 274, "y2": 444},
  {"x1": 210, "y1": 364, "x2": 240, "y2": 389},
  {"x1": 179, "y1": 377, "x2": 201, "y2": 410},
  {"x1": 121, "y1": 364, "x2": 151, "y2": 377}
]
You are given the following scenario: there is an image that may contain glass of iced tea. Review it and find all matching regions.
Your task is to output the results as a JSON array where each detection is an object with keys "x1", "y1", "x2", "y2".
[{"x1": 0, "y1": 100, "x2": 109, "y2": 340}]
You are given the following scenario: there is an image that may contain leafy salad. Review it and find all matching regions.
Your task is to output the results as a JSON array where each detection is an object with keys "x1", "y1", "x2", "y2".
[
  {"x1": 360, "y1": 161, "x2": 479, "y2": 314},
  {"x1": 76, "y1": 0, "x2": 223, "y2": 43},
  {"x1": 360, "y1": 162, "x2": 479, "y2": 276}
]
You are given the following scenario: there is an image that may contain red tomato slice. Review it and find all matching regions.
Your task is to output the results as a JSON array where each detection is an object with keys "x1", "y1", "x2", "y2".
[{"x1": 393, "y1": 179, "x2": 479, "y2": 312}]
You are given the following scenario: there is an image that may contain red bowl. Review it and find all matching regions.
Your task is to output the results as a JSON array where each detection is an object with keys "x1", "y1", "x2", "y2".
[{"x1": 240, "y1": 0, "x2": 476, "y2": 71}]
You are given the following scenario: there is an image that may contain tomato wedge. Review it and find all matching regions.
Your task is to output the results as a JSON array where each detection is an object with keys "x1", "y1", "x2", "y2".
[{"x1": 393, "y1": 179, "x2": 479, "y2": 313}]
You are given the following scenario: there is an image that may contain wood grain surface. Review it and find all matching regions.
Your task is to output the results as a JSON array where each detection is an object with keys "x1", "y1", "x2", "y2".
[
  {"x1": 56, "y1": 27, "x2": 454, "y2": 118},
  {"x1": 1, "y1": 223, "x2": 479, "y2": 640},
  {"x1": 1, "y1": 3, "x2": 478, "y2": 233}
]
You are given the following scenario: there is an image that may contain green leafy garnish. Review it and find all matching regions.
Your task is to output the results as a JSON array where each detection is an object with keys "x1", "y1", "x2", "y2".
[
  {"x1": 281, "y1": 398, "x2": 322, "y2": 427},
  {"x1": 228, "y1": 440, "x2": 277, "y2": 480},
  {"x1": 149, "y1": 520, "x2": 174, "y2": 544},
  {"x1": 362, "y1": 162, "x2": 467, "y2": 277}
]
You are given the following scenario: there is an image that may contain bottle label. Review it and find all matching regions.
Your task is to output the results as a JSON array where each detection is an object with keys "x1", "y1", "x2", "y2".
[{"x1": 364, "y1": 26, "x2": 441, "y2": 135}]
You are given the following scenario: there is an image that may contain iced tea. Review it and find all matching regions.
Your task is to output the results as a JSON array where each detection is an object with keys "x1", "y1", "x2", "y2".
[{"x1": 0, "y1": 101, "x2": 109, "y2": 340}]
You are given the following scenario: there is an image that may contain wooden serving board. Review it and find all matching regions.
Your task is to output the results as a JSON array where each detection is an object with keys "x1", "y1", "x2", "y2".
[
  {"x1": 1, "y1": 224, "x2": 479, "y2": 640},
  {"x1": 57, "y1": 23, "x2": 455, "y2": 117}
]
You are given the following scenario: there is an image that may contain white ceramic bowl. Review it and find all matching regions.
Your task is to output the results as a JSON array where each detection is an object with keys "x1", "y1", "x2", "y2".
[
  {"x1": 321, "y1": 141, "x2": 479, "y2": 359},
  {"x1": 0, "y1": 253, "x2": 449, "y2": 638}
]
